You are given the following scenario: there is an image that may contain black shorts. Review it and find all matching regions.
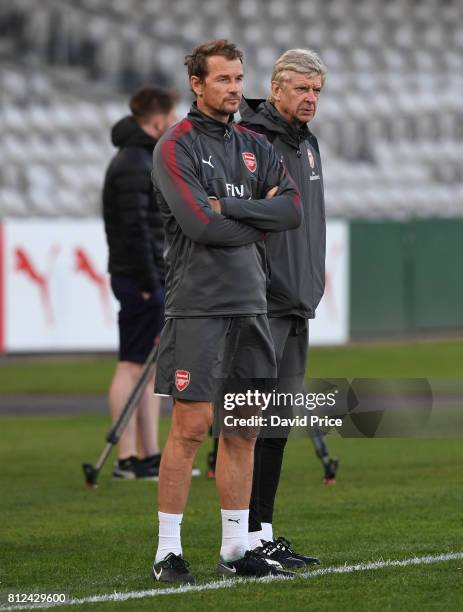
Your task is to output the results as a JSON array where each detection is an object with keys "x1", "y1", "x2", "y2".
[
  {"x1": 270, "y1": 316, "x2": 308, "y2": 388},
  {"x1": 111, "y1": 275, "x2": 164, "y2": 364},
  {"x1": 155, "y1": 315, "x2": 277, "y2": 402}
]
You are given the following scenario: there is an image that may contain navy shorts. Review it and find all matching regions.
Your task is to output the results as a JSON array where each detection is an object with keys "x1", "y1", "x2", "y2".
[
  {"x1": 111, "y1": 275, "x2": 164, "y2": 364},
  {"x1": 154, "y1": 316, "x2": 277, "y2": 402}
]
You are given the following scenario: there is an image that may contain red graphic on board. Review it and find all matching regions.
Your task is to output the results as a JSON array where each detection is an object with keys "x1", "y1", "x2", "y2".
[
  {"x1": 74, "y1": 248, "x2": 112, "y2": 324},
  {"x1": 14, "y1": 245, "x2": 60, "y2": 325},
  {"x1": 0, "y1": 225, "x2": 4, "y2": 352}
]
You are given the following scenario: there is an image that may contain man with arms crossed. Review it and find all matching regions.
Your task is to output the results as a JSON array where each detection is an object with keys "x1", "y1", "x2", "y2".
[
  {"x1": 240, "y1": 49, "x2": 334, "y2": 567},
  {"x1": 151, "y1": 40, "x2": 301, "y2": 582}
]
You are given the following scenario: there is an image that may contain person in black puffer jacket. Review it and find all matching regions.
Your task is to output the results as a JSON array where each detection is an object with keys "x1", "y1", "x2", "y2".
[{"x1": 102, "y1": 85, "x2": 177, "y2": 480}]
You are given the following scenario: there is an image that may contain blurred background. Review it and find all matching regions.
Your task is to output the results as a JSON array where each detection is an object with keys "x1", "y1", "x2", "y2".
[{"x1": 1, "y1": 0, "x2": 462, "y2": 353}]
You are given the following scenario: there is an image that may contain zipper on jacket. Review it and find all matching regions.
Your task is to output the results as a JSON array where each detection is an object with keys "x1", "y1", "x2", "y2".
[
  {"x1": 224, "y1": 128, "x2": 232, "y2": 153},
  {"x1": 296, "y1": 132, "x2": 303, "y2": 158},
  {"x1": 294, "y1": 131, "x2": 316, "y2": 316},
  {"x1": 301, "y1": 136, "x2": 316, "y2": 316}
]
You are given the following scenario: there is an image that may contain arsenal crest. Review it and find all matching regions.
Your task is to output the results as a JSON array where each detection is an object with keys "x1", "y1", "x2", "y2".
[
  {"x1": 307, "y1": 148, "x2": 315, "y2": 169},
  {"x1": 242, "y1": 152, "x2": 257, "y2": 173},
  {"x1": 175, "y1": 370, "x2": 190, "y2": 392}
]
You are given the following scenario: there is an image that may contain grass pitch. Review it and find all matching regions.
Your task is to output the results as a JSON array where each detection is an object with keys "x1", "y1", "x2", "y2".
[
  {"x1": 1, "y1": 338, "x2": 462, "y2": 394},
  {"x1": 1, "y1": 340, "x2": 463, "y2": 610},
  {"x1": 1, "y1": 417, "x2": 462, "y2": 611}
]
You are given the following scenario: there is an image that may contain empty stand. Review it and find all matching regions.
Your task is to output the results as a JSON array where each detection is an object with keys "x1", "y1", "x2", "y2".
[{"x1": 0, "y1": 0, "x2": 462, "y2": 218}]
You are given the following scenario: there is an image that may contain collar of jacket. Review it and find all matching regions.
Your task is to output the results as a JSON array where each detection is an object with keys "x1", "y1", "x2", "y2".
[
  {"x1": 111, "y1": 115, "x2": 158, "y2": 149},
  {"x1": 239, "y1": 98, "x2": 311, "y2": 150},
  {"x1": 188, "y1": 102, "x2": 235, "y2": 141}
]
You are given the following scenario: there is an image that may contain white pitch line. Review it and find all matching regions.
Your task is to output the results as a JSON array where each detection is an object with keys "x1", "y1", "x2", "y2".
[{"x1": 2, "y1": 552, "x2": 462, "y2": 611}]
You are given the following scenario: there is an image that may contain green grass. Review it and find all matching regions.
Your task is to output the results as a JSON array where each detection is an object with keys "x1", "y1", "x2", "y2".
[
  {"x1": 0, "y1": 356, "x2": 116, "y2": 395},
  {"x1": 1, "y1": 340, "x2": 462, "y2": 609},
  {"x1": 1, "y1": 414, "x2": 463, "y2": 611},
  {"x1": 309, "y1": 339, "x2": 463, "y2": 378},
  {"x1": 1, "y1": 339, "x2": 462, "y2": 395}
]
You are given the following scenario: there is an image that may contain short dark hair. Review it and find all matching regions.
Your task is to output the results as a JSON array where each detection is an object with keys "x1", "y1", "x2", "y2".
[
  {"x1": 129, "y1": 85, "x2": 178, "y2": 120},
  {"x1": 184, "y1": 39, "x2": 243, "y2": 82}
]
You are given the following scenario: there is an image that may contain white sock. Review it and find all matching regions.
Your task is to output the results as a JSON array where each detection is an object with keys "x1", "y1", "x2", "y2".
[
  {"x1": 155, "y1": 511, "x2": 183, "y2": 563},
  {"x1": 261, "y1": 522, "x2": 273, "y2": 542},
  {"x1": 248, "y1": 529, "x2": 264, "y2": 550},
  {"x1": 220, "y1": 509, "x2": 249, "y2": 562}
]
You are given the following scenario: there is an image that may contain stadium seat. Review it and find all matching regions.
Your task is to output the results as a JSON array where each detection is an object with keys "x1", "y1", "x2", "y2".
[{"x1": 0, "y1": 0, "x2": 462, "y2": 220}]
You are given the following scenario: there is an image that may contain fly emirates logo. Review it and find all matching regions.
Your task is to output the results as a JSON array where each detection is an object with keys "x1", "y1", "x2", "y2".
[{"x1": 225, "y1": 183, "x2": 245, "y2": 197}]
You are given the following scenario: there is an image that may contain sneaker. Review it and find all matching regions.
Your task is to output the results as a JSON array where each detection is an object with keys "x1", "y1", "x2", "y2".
[
  {"x1": 112, "y1": 456, "x2": 139, "y2": 480},
  {"x1": 137, "y1": 455, "x2": 161, "y2": 480},
  {"x1": 112, "y1": 456, "x2": 159, "y2": 481},
  {"x1": 255, "y1": 537, "x2": 320, "y2": 569},
  {"x1": 206, "y1": 450, "x2": 216, "y2": 479},
  {"x1": 323, "y1": 458, "x2": 339, "y2": 485},
  {"x1": 114, "y1": 456, "x2": 200, "y2": 481},
  {"x1": 253, "y1": 539, "x2": 302, "y2": 569},
  {"x1": 217, "y1": 550, "x2": 294, "y2": 578},
  {"x1": 140, "y1": 453, "x2": 161, "y2": 468},
  {"x1": 152, "y1": 552, "x2": 195, "y2": 583},
  {"x1": 141, "y1": 455, "x2": 201, "y2": 479}
]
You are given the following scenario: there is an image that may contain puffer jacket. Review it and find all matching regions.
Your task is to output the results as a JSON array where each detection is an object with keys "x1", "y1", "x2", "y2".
[{"x1": 103, "y1": 115, "x2": 164, "y2": 291}]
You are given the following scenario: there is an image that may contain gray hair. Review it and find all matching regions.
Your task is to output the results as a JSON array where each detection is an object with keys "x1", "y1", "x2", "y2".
[{"x1": 270, "y1": 48, "x2": 327, "y2": 101}]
